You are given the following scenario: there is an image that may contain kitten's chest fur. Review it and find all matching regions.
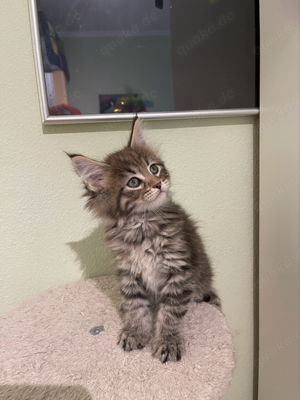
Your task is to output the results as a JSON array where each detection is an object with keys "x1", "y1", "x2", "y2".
[{"x1": 106, "y1": 210, "x2": 186, "y2": 296}]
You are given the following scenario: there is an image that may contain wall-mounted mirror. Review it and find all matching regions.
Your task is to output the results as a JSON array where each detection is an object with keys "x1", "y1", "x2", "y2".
[{"x1": 29, "y1": 0, "x2": 259, "y2": 124}]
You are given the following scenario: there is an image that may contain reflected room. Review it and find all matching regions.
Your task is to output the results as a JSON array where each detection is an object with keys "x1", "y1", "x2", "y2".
[{"x1": 36, "y1": 0, "x2": 258, "y2": 116}]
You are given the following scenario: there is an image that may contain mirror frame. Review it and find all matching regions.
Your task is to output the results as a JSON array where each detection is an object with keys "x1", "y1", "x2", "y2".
[{"x1": 28, "y1": 0, "x2": 259, "y2": 125}]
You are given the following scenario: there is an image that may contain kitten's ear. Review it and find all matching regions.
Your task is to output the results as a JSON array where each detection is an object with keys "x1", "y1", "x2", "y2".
[
  {"x1": 70, "y1": 155, "x2": 109, "y2": 192},
  {"x1": 128, "y1": 117, "x2": 146, "y2": 148}
]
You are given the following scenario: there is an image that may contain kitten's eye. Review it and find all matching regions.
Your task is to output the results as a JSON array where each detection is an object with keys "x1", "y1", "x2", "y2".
[
  {"x1": 127, "y1": 177, "x2": 141, "y2": 188},
  {"x1": 149, "y1": 164, "x2": 159, "y2": 174}
]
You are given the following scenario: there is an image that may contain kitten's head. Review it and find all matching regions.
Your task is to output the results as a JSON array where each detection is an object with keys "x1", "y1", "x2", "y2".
[{"x1": 70, "y1": 119, "x2": 171, "y2": 220}]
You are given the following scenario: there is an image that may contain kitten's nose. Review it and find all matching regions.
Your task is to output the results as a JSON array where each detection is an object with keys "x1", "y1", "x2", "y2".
[{"x1": 154, "y1": 182, "x2": 161, "y2": 190}]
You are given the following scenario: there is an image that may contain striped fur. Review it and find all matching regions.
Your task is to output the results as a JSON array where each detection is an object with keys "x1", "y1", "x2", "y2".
[{"x1": 70, "y1": 119, "x2": 221, "y2": 363}]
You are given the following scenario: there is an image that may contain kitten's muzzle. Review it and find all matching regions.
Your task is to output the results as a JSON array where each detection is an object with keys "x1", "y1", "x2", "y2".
[{"x1": 154, "y1": 182, "x2": 162, "y2": 190}]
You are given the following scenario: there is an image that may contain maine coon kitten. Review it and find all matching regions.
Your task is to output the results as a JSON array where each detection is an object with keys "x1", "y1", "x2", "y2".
[{"x1": 70, "y1": 118, "x2": 221, "y2": 363}]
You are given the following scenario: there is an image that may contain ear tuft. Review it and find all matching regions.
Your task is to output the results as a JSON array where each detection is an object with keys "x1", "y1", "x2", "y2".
[
  {"x1": 128, "y1": 118, "x2": 146, "y2": 148},
  {"x1": 71, "y1": 155, "x2": 109, "y2": 192},
  {"x1": 66, "y1": 152, "x2": 81, "y2": 159}
]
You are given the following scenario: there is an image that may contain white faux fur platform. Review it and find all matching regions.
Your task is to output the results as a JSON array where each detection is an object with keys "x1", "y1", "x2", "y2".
[{"x1": 0, "y1": 276, "x2": 235, "y2": 400}]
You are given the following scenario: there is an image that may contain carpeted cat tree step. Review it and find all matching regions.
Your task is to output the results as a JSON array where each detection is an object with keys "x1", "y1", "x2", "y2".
[{"x1": 0, "y1": 276, "x2": 235, "y2": 400}]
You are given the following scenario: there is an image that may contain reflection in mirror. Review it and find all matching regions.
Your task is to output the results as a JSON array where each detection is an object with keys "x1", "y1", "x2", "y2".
[{"x1": 35, "y1": 0, "x2": 258, "y2": 118}]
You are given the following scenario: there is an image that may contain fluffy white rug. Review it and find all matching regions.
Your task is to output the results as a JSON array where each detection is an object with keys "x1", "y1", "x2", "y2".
[{"x1": 0, "y1": 276, "x2": 235, "y2": 400}]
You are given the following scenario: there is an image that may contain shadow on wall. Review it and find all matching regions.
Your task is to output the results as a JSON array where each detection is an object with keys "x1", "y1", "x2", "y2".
[
  {"x1": 0, "y1": 384, "x2": 92, "y2": 400},
  {"x1": 67, "y1": 224, "x2": 116, "y2": 279}
]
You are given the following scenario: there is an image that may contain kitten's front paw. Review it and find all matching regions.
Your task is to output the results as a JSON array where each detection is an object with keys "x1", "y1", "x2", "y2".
[
  {"x1": 152, "y1": 337, "x2": 184, "y2": 363},
  {"x1": 117, "y1": 329, "x2": 150, "y2": 352}
]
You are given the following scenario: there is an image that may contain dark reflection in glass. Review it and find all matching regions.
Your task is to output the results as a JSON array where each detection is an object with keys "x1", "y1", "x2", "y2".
[{"x1": 36, "y1": 0, "x2": 258, "y2": 116}]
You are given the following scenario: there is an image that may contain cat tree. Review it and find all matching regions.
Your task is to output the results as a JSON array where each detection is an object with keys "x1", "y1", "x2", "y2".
[{"x1": 0, "y1": 276, "x2": 235, "y2": 400}]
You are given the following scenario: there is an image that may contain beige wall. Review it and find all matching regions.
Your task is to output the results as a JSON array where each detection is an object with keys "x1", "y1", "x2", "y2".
[
  {"x1": 1, "y1": 1, "x2": 257, "y2": 399},
  {"x1": 259, "y1": 0, "x2": 299, "y2": 399}
]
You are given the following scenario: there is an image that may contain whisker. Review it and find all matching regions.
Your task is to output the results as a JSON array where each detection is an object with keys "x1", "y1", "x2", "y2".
[
  {"x1": 172, "y1": 182, "x2": 200, "y2": 189},
  {"x1": 149, "y1": 204, "x2": 170, "y2": 225}
]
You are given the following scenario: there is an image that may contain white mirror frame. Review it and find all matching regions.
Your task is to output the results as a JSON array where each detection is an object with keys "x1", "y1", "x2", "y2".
[{"x1": 28, "y1": 0, "x2": 259, "y2": 125}]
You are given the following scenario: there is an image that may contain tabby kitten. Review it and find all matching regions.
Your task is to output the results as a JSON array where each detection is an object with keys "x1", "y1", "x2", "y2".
[{"x1": 70, "y1": 118, "x2": 221, "y2": 363}]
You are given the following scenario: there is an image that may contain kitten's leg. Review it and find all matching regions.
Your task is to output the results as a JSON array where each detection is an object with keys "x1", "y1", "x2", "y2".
[
  {"x1": 152, "y1": 286, "x2": 192, "y2": 363},
  {"x1": 117, "y1": 272, "x2": 152, "y2": 351}
]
